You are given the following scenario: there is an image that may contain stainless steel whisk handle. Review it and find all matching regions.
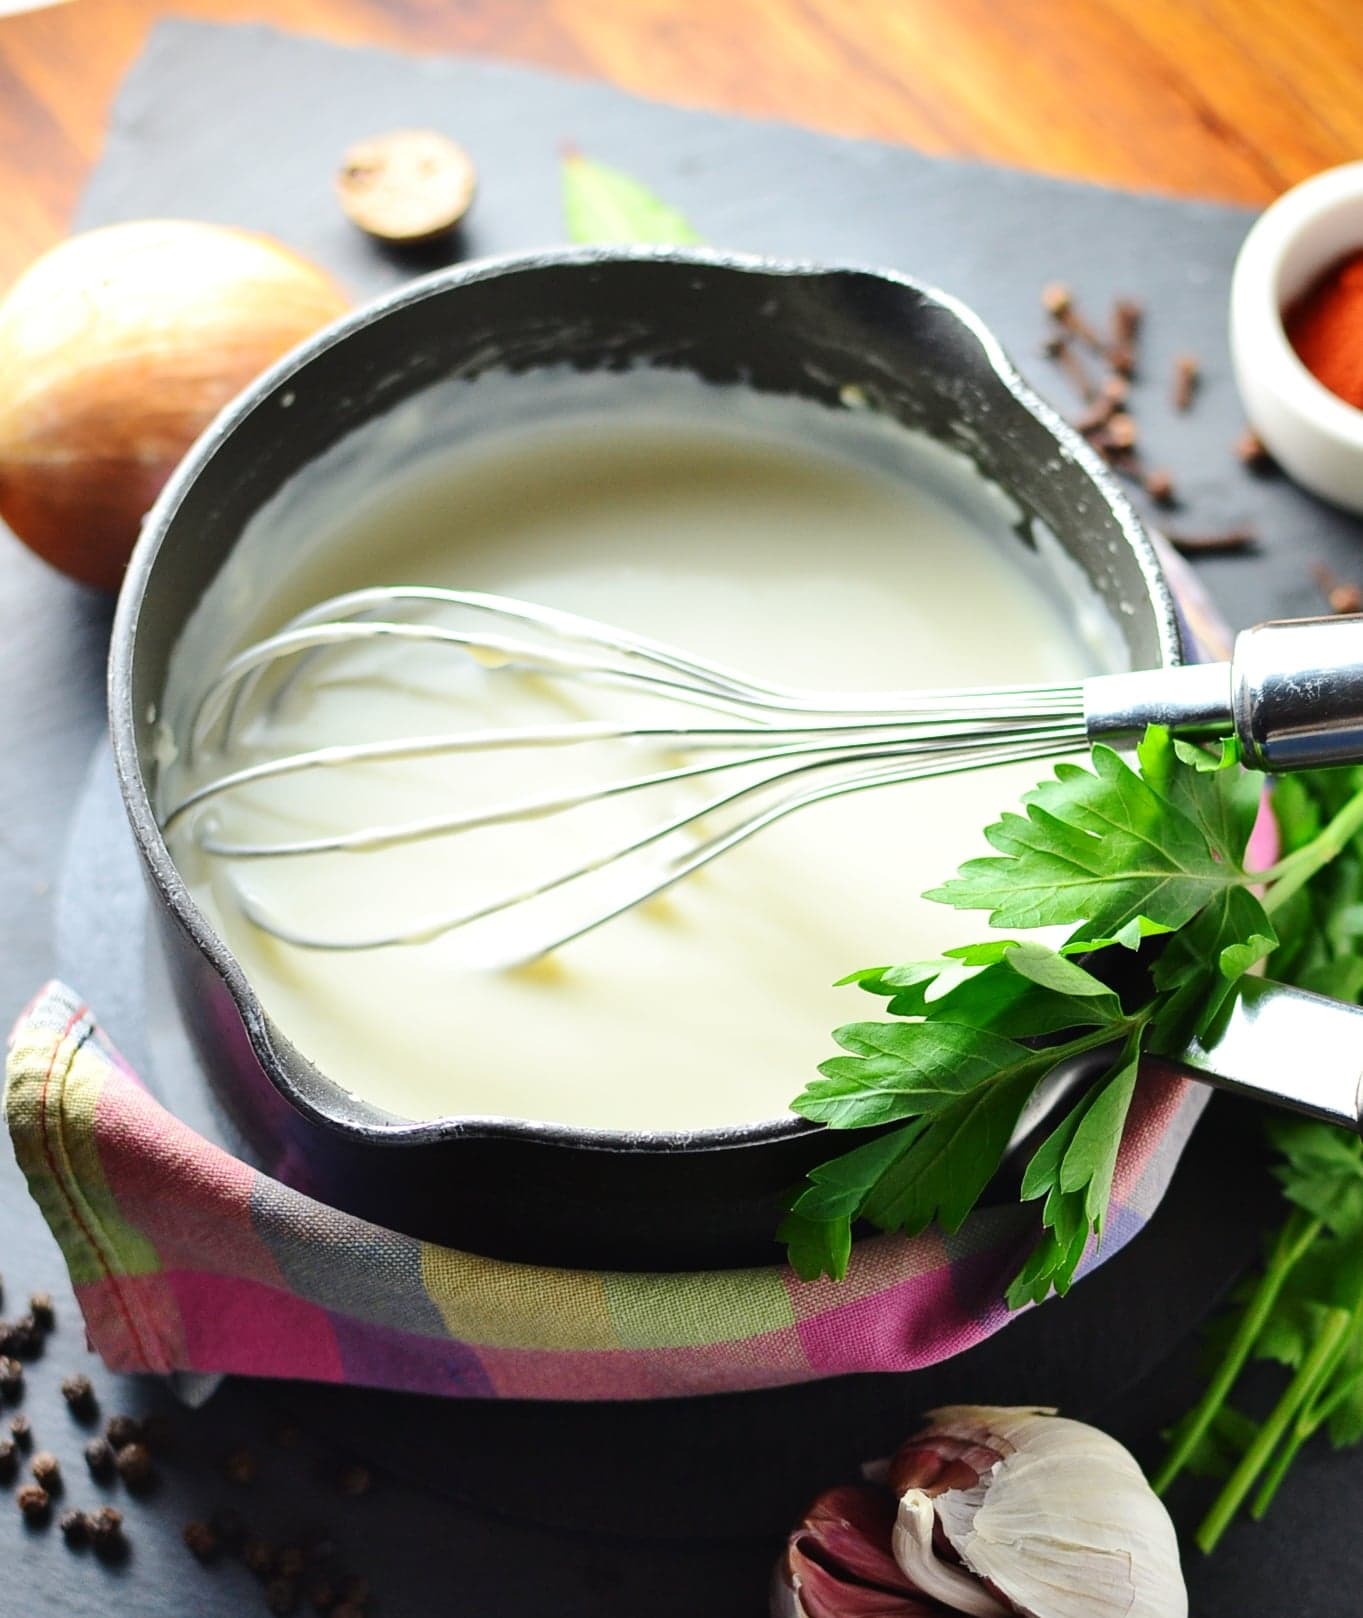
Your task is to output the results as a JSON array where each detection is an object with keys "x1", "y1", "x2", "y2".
[{"x1": 1083, "y1": 613, "x2": 1363, "y2": 771}]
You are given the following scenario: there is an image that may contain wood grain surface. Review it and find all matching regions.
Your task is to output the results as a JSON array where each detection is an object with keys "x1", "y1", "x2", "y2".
[{"x1": 1, "y1": 0, "x2": 1362, "y2": 284}]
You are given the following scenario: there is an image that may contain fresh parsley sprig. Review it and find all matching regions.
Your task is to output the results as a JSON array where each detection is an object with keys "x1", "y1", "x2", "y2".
[{"x1": 782, "y1": 727, "x2": 1281, "y2": 1303}]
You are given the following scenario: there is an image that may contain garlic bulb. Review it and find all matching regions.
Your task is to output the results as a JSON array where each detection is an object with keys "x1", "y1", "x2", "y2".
[
  {"x1": 774, "y1": 1406, "x2": 1186, "y2": 1618},
  {"x1": 0, "y1": 220, "x2": 349, "y2": 591}
]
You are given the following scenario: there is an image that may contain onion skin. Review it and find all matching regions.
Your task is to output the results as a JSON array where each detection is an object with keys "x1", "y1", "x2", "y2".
[{"x1": 0, "y1": 220, "x2": 349, "y2": 591}]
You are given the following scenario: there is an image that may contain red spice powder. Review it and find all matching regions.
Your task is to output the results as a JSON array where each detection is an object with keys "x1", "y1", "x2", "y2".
[{"x1": 1285, "y1": 250, "x2": 1363, "y2": 410}]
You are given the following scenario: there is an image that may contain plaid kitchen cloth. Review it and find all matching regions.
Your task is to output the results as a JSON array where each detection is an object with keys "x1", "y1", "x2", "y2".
[{"x1": 6, "y1": 980, "x2": 1208, "y2": 1401}]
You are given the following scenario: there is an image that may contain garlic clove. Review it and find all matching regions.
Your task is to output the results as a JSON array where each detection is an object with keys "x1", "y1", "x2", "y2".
[{"x1": 892, "y1": 1491, "x2": 1010, "y2": 1618}]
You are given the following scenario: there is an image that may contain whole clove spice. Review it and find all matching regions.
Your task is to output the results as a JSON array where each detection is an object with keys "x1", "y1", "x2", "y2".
[
  {"x1": 28, "y1": 1293, "x2": 55, "y2": 1332},
  {"x1": 1236, "y1": 426, "x2": 1273, "y2": 469},
  {"x1": 1041, "y1": 281, "x2": 1106, "y2": 352},
  {"x1": 1166, "y1": 527, "x2": 1258, "y2": 557},
  {"x1": 60, "y1": 1373, "x2": 97, "y2": 1420},
  {"x1": 10, "y1": 1413, "x2": 32, "y2": 1449},
  {"x1": 0, "y1": 1438, "x2": 16, "y2": 1483},
  {"x1": 266, "y1": 1575, "x2": 301, "y2": 1616},
  {"x1": 1105, "y1": 412, "x2": 1138, "y2": 451},
  {"x1": 1109, "y1": 297, "x2": 1143, "y2": 376},
  {"x1": 1172, "y1": 354, "x2": 1201, "y2": 412},
  {"x1": 1314, "y1": 563, "x2": 1363, "y2": 614},
  {"x1": 1144, "y1": 468, "x2": 1178, "y2": 506},
  {"x1": 84, "y1": 1436, "x2": 116, "y2": 1480},
  {"x1": 0, "y1": 1356, "x2": 23, "y2": 1399},
  {"x1": 4, "y1": 1315, "x2": 41, "y2": 1359},
  {"x1": 30, "y1": 1451, "x2": 61, "y2": 1492},
  {"x1": 16, "y1": 1482, "x2": 49, "y2": 1523}
]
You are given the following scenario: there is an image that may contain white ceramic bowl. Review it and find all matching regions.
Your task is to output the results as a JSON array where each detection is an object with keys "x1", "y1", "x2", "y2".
[{"x1": 1231, "y1": 161, "x2": 1363, "y2": 513}]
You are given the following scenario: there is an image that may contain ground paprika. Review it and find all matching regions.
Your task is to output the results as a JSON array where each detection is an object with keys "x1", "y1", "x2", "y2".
[{"x1": 1285, "y1": 249, "x2": 1363, "y2": 410}]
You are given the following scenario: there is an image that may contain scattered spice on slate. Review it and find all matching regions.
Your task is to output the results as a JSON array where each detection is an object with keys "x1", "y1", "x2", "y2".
[
  {"x1": 1236, "y1": 426, "x2": 1274, "y2": 469},
  {"x1": 335, "y1": 1461, "x2": 372, "y2": 1498},
  {"x1": 305, "y1": 1574, "x2": 337, "y2": 1612},
  {"x1": 225, "y1": 1445, "x2": 259, "y2": 1485},
  {"x1": 183, "y1": 1519, "x2": 220, "y2": 1562},
  {"x1": 89, "y1": 1503, "x2": 126, "y2": 1559},
  {"x1": 16, "y1": 1482, "x2": 49, "y2": 1523},
  {"x1": 1042, "y1": 281, "x2": 1106, "y2": 352},
  {"x1": 243, "y1": 1534, "x2": 277, "y2": 1576},
  {"x1": 31, "y1": 1451, "x2": 61, "y2": 1492},
  {"x1": 59, "y1": 1507, "x2": 89, "y2": 1546},
  {"x1": 1073, "y1": 393, "x2": 1118, "y2": 435},
  {"x1": 60, "y1": 1373, "x2": 97, "y2": 1419},
  {"x1": 105, "y1": 1413, "x2": 142, "y2": 1451},
  {"x1": 210, "y1": 1504, "x2": 246, "y2": 1552},
  {"x1": 0, "y1": 1357, "x2": 23, "y2": 1400},
  {"x1": 1314, "y1": 563, "x2": 1363, "y2": 614},
  {"x1": 84, "y1": 1436, "x2": 116, "y2": 1480},
  {"x1": 1172, "y1": 353, "x2": 1201, "y2": 412},
  {"x1": 1167, "y1": 527, "x2": 1258, "y2": 556},
  {"x1": 266, "y1": 1574, "x2": 301, "y2": 1615},
  {"x1": 4, "y1": 1315, "x2": 42, "y2": 1358},
  {"x1": 28, "y1": 1293, "x2": 55, "y2": 1332},
  {"x1": 116, "y1": 1441, "x2": 154, "y2": 1489},
  {"x1": 1107, "y1": 305, "x2": 1141, "y2": 377},
  {"x1": 10, "y1": 1413, "x2": 32, "y2": 1449},
  {"x1": 1144, "y1": 467, "x2": 1177, "y2": 505},
  {"x1": 0, "y1": 1438, "x2": 16, "y2": 1483},
  {"x1": 1053, "y1": 333, "x2": 1100, "y2": 401}
]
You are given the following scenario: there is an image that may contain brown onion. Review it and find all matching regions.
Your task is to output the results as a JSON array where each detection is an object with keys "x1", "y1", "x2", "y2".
[{"x1": 0, "y1": 220, "x2": 349, "y2": 591}]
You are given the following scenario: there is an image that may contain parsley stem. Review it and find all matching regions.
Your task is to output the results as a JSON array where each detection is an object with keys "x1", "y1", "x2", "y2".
[
  {"x1": 1196, "y1": 1304, "x2": 1351, "y2": 1553},
  {"x1": 1261, "y1": 785, "x2": 1363, "y2": 915},
  {"x1": 1152, "y1": 1209, "x2": 1321, "y2": 1496}
]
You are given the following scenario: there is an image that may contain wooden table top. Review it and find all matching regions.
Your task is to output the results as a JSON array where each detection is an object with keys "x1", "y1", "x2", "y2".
[{"x1": 3, "y1": 0, "x2": 1363, "y2": 285}]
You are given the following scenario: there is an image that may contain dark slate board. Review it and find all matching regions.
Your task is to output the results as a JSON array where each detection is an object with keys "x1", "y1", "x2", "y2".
[{"x1": 1, "y1": 18, "x2": 1359, "y2": 1616}]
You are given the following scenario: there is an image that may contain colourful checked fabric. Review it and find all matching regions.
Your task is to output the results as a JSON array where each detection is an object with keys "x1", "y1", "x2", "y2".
[{"x1": 6, "y1": 980, "x2": 1207, "y2": 1401}]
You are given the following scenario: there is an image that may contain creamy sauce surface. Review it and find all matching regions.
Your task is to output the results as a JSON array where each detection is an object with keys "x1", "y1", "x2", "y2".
[{"x1": 162, "y1": 398, "x2": 1096, "y2": 1131}]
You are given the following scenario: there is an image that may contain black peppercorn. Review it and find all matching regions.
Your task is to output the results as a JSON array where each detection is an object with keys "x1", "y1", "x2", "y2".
[
  {"x1": 28, "y1": 1293, "x2": 54, "y2": 1332},
  {"x1": 224, "y1": 1446, "x2": 258, "y2": 1485},
  {"x1": 90, "y1": 1503, "x2": 127, "y2": 1559},
  {"x1": 16, "y1": 1482, "x2": 49, "y2": 1523},
  {"x1": 60, "y1": 1373, "x2": 97, "y2": 1420},
  {"x1": 9, "y1": 1413, "x2": 32, "y2": 1449},
  {"x1": 183, "y1": 1519, "x2": 219, "y2": 1562},
  {"x1": 265, "y1": 1575, "x2": 300, "y2": 1616},
  {"x1": 115, "y1": 1441, "x2": 154, "y2": 1489},
  {"x1": 59, "y1": 1508, "x2": 89, "y2": 1546},
  {"x1": 335, "y1": 1462, "x2": 371, "y2": 1498},
  {"x1": 0, "y1": 1438, "x2": 17, "y2": 1483},
  {"x1": 210, "y1": 1504, "x2": 245, "y2": 1551},
  {"x1": 84, "y1": 1436, "x2": 116, "y2": 1480},
  {"x1": 105, "y1": 1413, "x2": 142, "y2": 1451},
  {"x1": 304, "y1": 1575, "x2": 336, "y2": 1613},
  {"x1": 30, "y1": 1451, "x2": 61, "y2": 1492},
  {"x1": 243, "y1": 1534, "x2": 276, "y2": 1577}
]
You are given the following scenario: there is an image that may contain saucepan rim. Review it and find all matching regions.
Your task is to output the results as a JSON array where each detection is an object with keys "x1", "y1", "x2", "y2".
[{"x1": 109, "y1": 244, "x2": 1181, "y2": 1157}]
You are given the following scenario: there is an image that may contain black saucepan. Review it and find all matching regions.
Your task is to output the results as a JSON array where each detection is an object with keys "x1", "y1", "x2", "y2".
[{"x1": 109, "y1": 248, "x2": 1184, "y2": 1270}]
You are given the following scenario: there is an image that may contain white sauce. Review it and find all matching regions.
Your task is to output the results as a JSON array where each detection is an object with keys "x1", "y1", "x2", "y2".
[{"x1": 160, "y1": 379, "x2": 1102, "y2": 1132}]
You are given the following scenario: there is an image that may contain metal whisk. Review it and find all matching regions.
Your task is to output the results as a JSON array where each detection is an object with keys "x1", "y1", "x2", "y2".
[{"x1": 161, "y1": 590, "x2": 1363, "y2": 961}]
